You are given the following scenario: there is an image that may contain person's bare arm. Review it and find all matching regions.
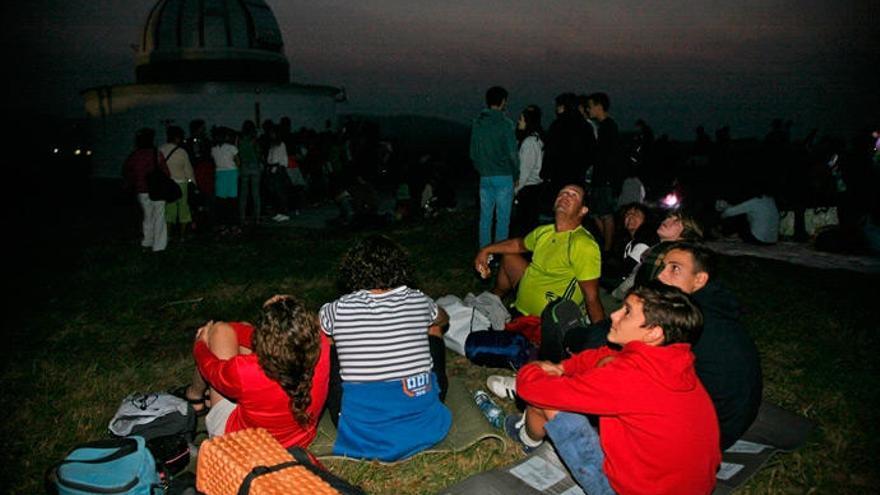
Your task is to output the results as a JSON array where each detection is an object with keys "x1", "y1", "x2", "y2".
[
  {"x1": 428, "y1": 307, "x2": 449, "y2": 337},
  {"x1": 474, "y1": 237, "x2": 528, "y2": 276},
  {"x1": 578, "y1": 279, "x2": 605, "y2": 323}
]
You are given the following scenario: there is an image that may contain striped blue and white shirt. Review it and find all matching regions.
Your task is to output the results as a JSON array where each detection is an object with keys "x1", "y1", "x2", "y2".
[{"x1": 320, "y1": 286, "x2": 438, "y2": 382}]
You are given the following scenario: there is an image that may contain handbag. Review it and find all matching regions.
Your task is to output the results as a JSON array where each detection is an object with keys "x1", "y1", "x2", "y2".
[
  {"x1": 108, "y1": 392, "x2": 196, "y2": 442},
  {"x1": 47, "y1": 436, "x2": 162, "y2": 495},
  {"x1": 148, "y1": 150, "x2": 182, "y2": 203},
  {"x1": 187, "y1": 180, "x2": 203, "y2": 208}
]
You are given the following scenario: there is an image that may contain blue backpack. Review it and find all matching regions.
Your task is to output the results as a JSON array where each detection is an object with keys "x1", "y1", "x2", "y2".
[
  {"x1": 49, "y1": 436, "x2": 162, "y2": 495},
  {"x1": 465, "y1": 331, "x2": 532, "y2": 369}
]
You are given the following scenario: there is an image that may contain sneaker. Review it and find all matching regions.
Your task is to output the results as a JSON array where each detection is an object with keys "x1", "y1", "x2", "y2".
[
  {"x1": 505, "y1": 413, "x2": 539, "y2": 454},
  {"x1": 487, "y1": 375, "x2": 517, "y2": 401}
]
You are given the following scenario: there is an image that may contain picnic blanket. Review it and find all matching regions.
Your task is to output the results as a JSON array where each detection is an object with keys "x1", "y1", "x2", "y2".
[
  {"x1": 310, "y1": 376, "x2": 504, "y2": 463},
  {"x1": 440, "y1": 400, "x2": 815, "y2": 494},
  {"x1": 707, "y1": 238, "x2": 880, "y2": 273}
]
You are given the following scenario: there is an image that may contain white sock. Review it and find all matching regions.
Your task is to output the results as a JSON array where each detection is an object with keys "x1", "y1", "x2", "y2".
[{"x1": 517, "y1": 416, "x2": 543, "y2": 447}]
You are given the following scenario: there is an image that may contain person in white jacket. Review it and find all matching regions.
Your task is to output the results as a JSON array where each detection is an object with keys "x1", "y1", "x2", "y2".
[
  {"x1": 717, "y1": 194, "x2": 779, "y2": 244},
  {"x1": 512, "y1": 105, "x2": 545, "y2": 237}
]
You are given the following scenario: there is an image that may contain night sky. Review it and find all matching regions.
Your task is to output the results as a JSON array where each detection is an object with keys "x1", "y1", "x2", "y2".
[{"x1": 3, "y1": 0, "x2": 877, "y2": 140}]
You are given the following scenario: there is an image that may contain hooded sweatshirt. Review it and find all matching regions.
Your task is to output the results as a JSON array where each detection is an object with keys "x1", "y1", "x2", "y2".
[
  {"x1": 517, "y1": 341, "x2": 720, "y2": 495},
  {"x1": 469, "y1": 108, "x2": 519, "y2": 180},
  {"x1": 692, "y1": 281, "x2": 763, "y2": 450}
]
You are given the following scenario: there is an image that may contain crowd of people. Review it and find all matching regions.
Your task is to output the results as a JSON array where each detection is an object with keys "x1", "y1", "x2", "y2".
[
  {"x1": 118, "y1": 85, "x2": 878, "y2": 494},
  {"x1": 466, "y1": 84, "x2": 880, "y2": 493},
  {"x1": 121, "y1": 116, "x2": 405, "y2": 251}
]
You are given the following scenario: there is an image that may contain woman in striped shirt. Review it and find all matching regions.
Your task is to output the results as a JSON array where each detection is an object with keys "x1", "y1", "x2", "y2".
[{"x1": 320, "y1": 235, "x2": 451, "y2": 461}]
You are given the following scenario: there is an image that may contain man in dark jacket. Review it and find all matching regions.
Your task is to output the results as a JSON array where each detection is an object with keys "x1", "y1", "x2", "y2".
[
  {"x1": 651, "y1": 242, "x2": 763, "y2": 450},
  {"x1": 470, "y1": 86, "x2": 519, "y2": 248},
  {"x1": 553, "y1": 241, "x2": 762, "y2": 450},
  {"x1": 542, "y1": 93, "x2": 596, "y2": 202}
]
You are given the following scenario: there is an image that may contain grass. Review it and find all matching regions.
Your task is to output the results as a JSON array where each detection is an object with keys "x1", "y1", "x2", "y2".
[{"x1": 3, "y1": 202, "x2": 878, "y2": 493}]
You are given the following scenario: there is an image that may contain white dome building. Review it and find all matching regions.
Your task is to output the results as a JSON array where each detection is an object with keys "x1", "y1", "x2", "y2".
[{"x1": 82, "y1": 0, "x2": 343, "y2": 177}]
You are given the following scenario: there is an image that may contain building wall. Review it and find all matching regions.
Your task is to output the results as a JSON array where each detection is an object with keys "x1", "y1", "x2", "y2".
[{"x1": 83, "y1": 83, "x2": 338, "y2": 177}]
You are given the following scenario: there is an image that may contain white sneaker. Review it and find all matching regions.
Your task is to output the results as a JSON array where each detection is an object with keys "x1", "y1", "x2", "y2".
[
  {"x1": 487, "y1": 375, "x2": 517, "y2": 400},
  {"x1": 273, "y1": 214, "x2": 289, "y2": 222}
]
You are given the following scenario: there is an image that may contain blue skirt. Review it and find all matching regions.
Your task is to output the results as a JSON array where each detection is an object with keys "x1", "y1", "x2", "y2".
[
  {"x1": 334, "y1": 372, "x2": 451, "y2": 461},
  {"x1": 215, "y1": 169, "x2": 239, "y2": 198}
]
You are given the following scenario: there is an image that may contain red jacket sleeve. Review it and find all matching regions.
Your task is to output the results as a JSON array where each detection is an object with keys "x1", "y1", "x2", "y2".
[
  {"x1": 558, "y1": 346, "x2": 614, "y2": 375},
  {"x1": 516, "y1": 348, "x2": 657, "y2": 416},
  {"x1": 192, "y1": 322, "x2": 253, "y2": 400}
]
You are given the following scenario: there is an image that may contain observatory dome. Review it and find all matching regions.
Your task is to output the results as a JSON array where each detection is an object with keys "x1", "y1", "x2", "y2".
[{"x1": 135, "y1": 0, "x2": 290, "y2": 84}]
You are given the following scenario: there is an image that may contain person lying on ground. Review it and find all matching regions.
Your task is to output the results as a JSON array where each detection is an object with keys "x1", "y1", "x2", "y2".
[
  {"x1": 320, "y1": 235, "x2": 451, "y2": 462},
  {"x1": 474, "y1": 183, "x2": 605, "y2": 323},
  {"x1": 509, "y1": 282, "x2": 720, "y2": 495},
  {"x1": 178, "y1": 295, "x2": 330, "y2": 449}
]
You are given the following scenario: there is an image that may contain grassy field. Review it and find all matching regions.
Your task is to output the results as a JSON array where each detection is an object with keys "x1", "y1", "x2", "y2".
[{"x1": 3, "y1": 203, "x2": 878, "y2": 494}]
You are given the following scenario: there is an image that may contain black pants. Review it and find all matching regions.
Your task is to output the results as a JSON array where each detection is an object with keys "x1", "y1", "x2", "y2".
[{"x1": 325, "y1": 335, "x2": 448, "y2": 428}]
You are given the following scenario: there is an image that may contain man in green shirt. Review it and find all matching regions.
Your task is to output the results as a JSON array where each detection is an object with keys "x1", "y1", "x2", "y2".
[{"x1": 474, "y1": 184, "x2": 605, "y2": 323}]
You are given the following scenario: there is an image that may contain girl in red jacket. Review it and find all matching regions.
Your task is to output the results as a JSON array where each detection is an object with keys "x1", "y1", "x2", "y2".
[
  {"x1": 509, "y1": 282, "x2": 720, "y2": 495},
  {"x1": 177, "y1": 295, "x2": 330, "y2": 449}
]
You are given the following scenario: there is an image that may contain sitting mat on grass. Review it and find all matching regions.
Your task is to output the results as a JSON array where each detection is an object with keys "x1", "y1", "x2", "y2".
[
  {"x1": 310, "y1": 376, "x2": 505, "y2": 463},
  {"x1": 441, "y1": 400, "x2": 815, "y2": 495}
]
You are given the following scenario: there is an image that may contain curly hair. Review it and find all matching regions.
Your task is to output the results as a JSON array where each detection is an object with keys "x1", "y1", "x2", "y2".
[
  {"x1": 338, "y1": 235, "x2": 412, "y2": 292},
  {"x1": 252, "y1": 296, "x2": 321, "y2": 426}
]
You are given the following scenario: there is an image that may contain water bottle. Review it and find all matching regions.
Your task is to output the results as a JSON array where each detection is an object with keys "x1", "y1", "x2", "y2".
[{"x1": 474, "y1": 390, "x2": 504, "y2": 429}]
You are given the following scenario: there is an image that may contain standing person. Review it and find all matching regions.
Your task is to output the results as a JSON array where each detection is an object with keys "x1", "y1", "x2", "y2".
[
  {"x1": 211, "y1": 127, "x2": 240, "y2": 231},
  {"x1": 187, "y1": 119, "x2": 214, "y2": 233},
  {"x1": 470, "y1": 86, "x2": 519, "y2": 248},
  {"x1": 587, "y1": 92, "x2": 621, "y2": 253},
  {"x1": 512, "y1": 105, "x2": 545, "y2": 237},
  {"x1": 265, "y1": 126, "x2": 291, "y2": 222},
  {"x1": 542, "y1": 93, "x2": 596, "y2": 202},
  {"x1": 160, "y1": 126, "x2": 195, "y2": 240},
  {"x1": 122, "y1": 128, "x2": 169, "y2": 252},
  {"x1": 237, "y1": 120, "x2": 263, "y2": 225}
]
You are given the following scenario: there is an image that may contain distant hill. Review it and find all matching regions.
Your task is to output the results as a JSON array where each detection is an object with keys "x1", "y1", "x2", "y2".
[{"x1": 342, "y1": 113, "x2": 471, "y2": 169}]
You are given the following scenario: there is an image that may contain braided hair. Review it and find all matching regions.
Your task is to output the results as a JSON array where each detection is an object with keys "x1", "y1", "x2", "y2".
[{"x1": 252, "y1": 296, "x2": 321, "y2": 426}]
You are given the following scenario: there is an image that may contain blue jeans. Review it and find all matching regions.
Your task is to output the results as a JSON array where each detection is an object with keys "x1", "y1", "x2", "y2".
[
  {"x1": 544, "y1": 411, "x2": 616, "y2": 495},
  {"x1": 479, "y1": 175, "x2": 514, "y2": 248}
]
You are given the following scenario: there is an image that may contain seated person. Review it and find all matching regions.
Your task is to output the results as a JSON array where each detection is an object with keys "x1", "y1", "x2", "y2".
[
  {"x1": 601, "y1": 202, "x2": 657, "y2": 289},
  {"x1": 562, "y1": 242, "x2": 763, "y2": 450},
  {"x1": 474, "y1": 183, "x2": 605, "y2": 323},
  {"x1": 611, "y1": 209, "x2": 703, "y2": 299},
  {"x1": 509, "y1": 282, "x2": 720, "y2": 495},
  {"x1": 716, "y1": 193, "x2": 780, "y2": 245},
  {"x1": 320, "y1": 235, "x2": 451, "y2": 461},
  {"x1": 180, "y1": 295, "x2": 330, "y2": 449}
]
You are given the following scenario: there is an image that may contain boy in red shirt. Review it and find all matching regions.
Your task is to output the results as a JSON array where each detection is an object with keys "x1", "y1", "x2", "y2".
[{"x1": 509, "y1": 282, "x2": 720, "y2": 495}]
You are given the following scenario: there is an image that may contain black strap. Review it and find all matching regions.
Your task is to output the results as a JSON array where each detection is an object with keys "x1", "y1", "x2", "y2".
[
  {"x1": 236, "y1": 461, "x2": 300, "y2": 495},
  {"x1": 49, "y1": 438, "x2": 142, "y2": 493},
  {"x1": 287, "y1": 447, "x2": 366, "y2": 495},
  {"x1": 164, "y1": 145, "x2": 181, "y2": 161}
]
